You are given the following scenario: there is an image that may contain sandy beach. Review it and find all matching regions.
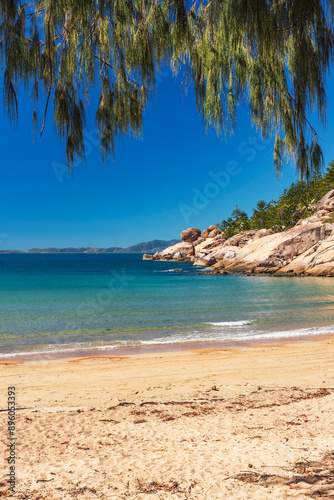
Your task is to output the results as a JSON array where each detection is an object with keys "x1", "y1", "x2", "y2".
[{"x1": 1, "y1": 338, "x2": 334, "y2": 499}]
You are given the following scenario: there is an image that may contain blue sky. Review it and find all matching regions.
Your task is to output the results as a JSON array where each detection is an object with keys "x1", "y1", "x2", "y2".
[{"x1": 1, "y1": 71, "x2": 334, "y2": 250}]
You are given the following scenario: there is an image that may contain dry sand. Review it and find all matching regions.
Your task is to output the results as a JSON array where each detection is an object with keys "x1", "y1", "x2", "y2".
[{"x1": 1, "y1": 338, "x2": 334, "y2": 499}]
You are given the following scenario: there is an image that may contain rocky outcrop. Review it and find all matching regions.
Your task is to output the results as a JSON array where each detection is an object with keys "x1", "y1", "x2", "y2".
[
  {"x1": 201, "y1": 226, "x2": 220, "y2": 239},
  {"x1": 144, "y1": 192, "x2": 334, "y2": 277},
  {"x1": 275, "y1": 234, "x2": 334, "y2": 276},
  {"x1": 143, "y1": 241, "x2": 193, "y2": 261},
  {"x1": 215, "y1": 223, "x2": 333, "y2": 274},
  {"x1": 317, "y1": 189, "x2": 334, "y2": 212},
  {"x1": 180, "y1": 227, "x2": 201, "y2": 243}
]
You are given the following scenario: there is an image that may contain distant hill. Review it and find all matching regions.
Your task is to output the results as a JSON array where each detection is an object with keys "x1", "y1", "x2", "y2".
[
  {"x1": 0, "y1": 239, "x2": 180, "y2": 254},
  {"x1": 123, "y1": 240, "x2": 180, "y2": 253}
]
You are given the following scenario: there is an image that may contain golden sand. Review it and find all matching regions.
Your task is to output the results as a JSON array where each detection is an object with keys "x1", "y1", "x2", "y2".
[{"x1": 1, "y1": 338, "x2": 334, "y2": 499}]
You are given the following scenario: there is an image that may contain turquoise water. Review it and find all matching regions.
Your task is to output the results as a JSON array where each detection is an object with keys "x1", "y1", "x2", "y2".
[{"x1": 0, "y1": 253, "x2": 334, "y2": 358}]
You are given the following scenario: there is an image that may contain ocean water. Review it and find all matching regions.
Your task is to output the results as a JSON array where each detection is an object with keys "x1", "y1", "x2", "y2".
[{"x1": 0, "y1": 253, "x2": 334, "y2": 358}]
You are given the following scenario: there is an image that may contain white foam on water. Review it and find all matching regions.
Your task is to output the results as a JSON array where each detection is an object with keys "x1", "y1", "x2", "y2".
[
  {"x1": 0, "y1": 342, "x2": 117, "y2": 358},
  {"x1": 207, "y1": 320, "x2": 252, "y2": 327},
  {"x1": 1, "y1": 324, "x2": 334, "y2": 359},
  {"x1": 140, "y1": 324, "x2": 334, "y2": 345}
]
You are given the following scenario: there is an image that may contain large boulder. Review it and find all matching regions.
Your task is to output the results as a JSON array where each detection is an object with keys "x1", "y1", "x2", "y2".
[
  {"x1": 181, "y1": 227, "x2": 201, "y2": 243},
  {"x1": 194, "y1": 238, "x2": 222, "y2": 256},
  {"x1": 194, "y1": 254, "x2": 217, "y2": 266},
  {"x1": 223, "y1": 231, "x2": 257, "y2": 248},
  {"x1": 201, "y1": 228, "x2": 211, "y2": 239},
  {"x1": 201, "y1": 225, "x2": 218, "y2": 239},
  {"x1": 212, "y1": 245, "x2": 240, "y2": 262},
  {"x1": 208, "y1": 228, "x2": 221, "y2": 238},
  {"x1": 253, "y1": 228, "x2": 275, "y2": 239}
]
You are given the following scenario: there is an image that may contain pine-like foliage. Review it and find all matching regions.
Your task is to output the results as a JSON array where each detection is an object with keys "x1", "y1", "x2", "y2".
[
  {"x1": 217, "y1": 161, "x2": 334, "y2": 235},
  {"x1": 0, "y1": 0, "x2": 333, "y2": 176}
]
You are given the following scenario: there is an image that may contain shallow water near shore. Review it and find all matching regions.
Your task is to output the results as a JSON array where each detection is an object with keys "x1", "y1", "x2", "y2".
[{"x1": 0, "y1": 253, "x2": 333, "y2": 359}]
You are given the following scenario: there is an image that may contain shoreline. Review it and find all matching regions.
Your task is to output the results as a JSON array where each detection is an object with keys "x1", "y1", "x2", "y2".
[
  {"x1": 149, "y1": 258, "x2": 334, "y2": 278},
  {"x1": 1, "y1": 336, "x2": 334, "y2": 406},
  {"x1": 1, "y1": 330, "x2": 334, "y2": 362}
]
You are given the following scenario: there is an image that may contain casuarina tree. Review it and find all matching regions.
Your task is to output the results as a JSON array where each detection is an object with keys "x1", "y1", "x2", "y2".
[{"x1": 1, "y1": 0, "x2": 333, "y2": 176}]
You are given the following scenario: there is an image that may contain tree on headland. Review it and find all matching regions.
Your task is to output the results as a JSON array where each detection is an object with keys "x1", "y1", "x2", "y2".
[
  {"x1": 322, "y1": 160, "x2": 334, "y2": 193},
  {"x1": 217, "y1": 207, "x2": 250, "y2": 237},
  {"x1": 1, "y1": 0, "x2": 333, "y2": 177},
  {"x1": 217, "y1": 161, "x2": 334, "y2": 236},
  {"x1": 251, "y1": 200, "x2": 269, "y2": 230}
]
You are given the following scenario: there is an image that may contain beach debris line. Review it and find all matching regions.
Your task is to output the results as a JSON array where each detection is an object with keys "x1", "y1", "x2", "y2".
[
  {"x1": 1, "y1": 386, "x2": 333, "y2": 499},
  {"x1": 135, "y1": 478, "x2": 196, "y2": 495},
  {"x1": 229, "y1": 452, "x2": 334, "y2": 496}
]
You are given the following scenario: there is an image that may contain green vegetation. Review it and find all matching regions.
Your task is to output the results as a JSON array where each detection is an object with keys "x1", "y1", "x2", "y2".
[
  {"x1": 217, "y1": 162, "x2": 334, "y2": 237},
  {"x1": 1, "y1": 0, "x2": 333, "y2": 176},
  {"x1": 217, "y1": 208, "x2": 251, "y2": 239}
]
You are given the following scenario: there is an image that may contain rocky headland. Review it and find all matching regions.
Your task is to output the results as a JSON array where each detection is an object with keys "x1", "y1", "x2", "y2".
[{"x1": 143, "y1": 190, "x2": 334, "y2": 277}]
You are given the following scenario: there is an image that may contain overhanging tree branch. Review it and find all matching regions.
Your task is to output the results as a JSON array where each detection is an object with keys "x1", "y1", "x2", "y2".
[
  {"x1": 40, "y1": 2, "x2": 53, "y2": 136},
  {"x1": 0, "y1": 0, "x2": 332, "y2": 178}
]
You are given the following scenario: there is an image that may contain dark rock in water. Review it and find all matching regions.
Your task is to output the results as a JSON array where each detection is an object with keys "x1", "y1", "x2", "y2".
[
  {"x1": 171, "y1": 268, "x2": 183, "y2": 271},
  {"x1": 143, "y1": 254, "x2": 154, "y2": 260}
]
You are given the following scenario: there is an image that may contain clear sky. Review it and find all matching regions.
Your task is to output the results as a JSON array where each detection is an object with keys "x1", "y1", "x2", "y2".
[{"x1": 1, "y1": 70, "x2": 334, "y2": 250}]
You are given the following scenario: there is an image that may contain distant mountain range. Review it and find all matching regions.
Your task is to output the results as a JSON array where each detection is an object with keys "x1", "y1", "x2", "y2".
[{"x1": 0, "y1": 239, "x2": 180, "y2": 254}]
